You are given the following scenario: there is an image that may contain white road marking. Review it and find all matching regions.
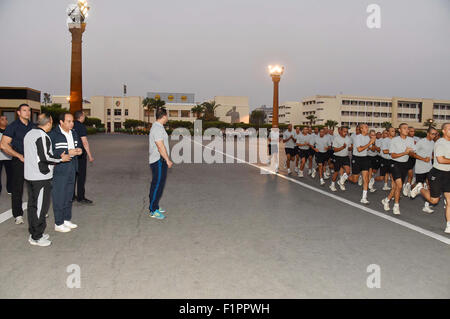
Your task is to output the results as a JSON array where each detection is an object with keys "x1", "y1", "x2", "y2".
[
  {"x1": 194, "y1": 140, "x2": 450, "y2": 246},
  {"x1": 0, "y1": 203, "x2": 28, "y2": 224}
]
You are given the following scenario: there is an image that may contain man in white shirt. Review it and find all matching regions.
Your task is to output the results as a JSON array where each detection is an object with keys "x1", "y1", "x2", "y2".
[
  {"x1": 381, "y1": 123, "x2": 415, "y2": 215},
  {"x1": 331, "y1": 127, "x2": 352, "y2": 191},
  {"x1": 282, "y1": 124, "x2": 296, "y2": 174},
  {"x1": 307, "y1": 127, "x2": 318, "y2": 176},
  {"x1": 379, "y1": 128, "x2": 395, "y2": 191},
  {"x1": 295, "y1": 126, "x2": 312, "y2": 177},
  {"x1": 403, "y1": 126, "x2": 420, "y2": 196},
  {"x1": 293, "y1": 126, "x2": 301, "y2": 173},
  {"x1": 347, "y1": 124, "x2": 376, "y2": 204},
  {"x1": 411, "y1": 123, "x2": 450, "y2": 233},
  {"x1": 325, "y1": 127, "x2": 335, "y2": 178},
  {"x1": 410, "y1": 127, "x2": 437, "y2": 213},
  {"x1": 367, "y1": 130, "x2": 381, "y2": 192},
  {"x1": 311, "y1": 128, "x2": 331, "y2": 185}
]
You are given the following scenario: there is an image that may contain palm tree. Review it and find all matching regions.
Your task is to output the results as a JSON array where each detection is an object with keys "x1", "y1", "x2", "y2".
[
  {"x1": 381, "y1": 121, "x2": 392, "y2": 129},
  {"x1": 250, "y1": 110, "x2": 267, "y2": 126},
  {"x1": 325, "y1": 120, "x2": 338, "y2": 130},
  {"x1": 201, "y1": 101, "x2": 220, "y2": 121},
  {"x1": 43, "y1": 93, "x2": 51, "y2": 106},
  {"x1": 142, "y1": 97, "x2": 166, "y2": 128},
  {"x1": 306, "y1": 114, "x2": 317, "y2": 126},
  {"x1": 424, "y1": 118, "x2": 436, "y2": 129},
  {"x1": 191, "y1": 104, "x2": 205, "y2": 119}
]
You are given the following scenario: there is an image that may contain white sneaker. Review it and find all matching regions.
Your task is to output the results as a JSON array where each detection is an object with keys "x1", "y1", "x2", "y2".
[
  {"x1": 369, "y1": 178, "x2": 375, "y2": 189},
  {"x1": 298, "y1": 171, "x2": 304, "y2": 177},
  {"x1": 64, "y1": 221, "x2": 78, "y2": 229},
  {"x1": 360, "y1": 198, "x2": 370, "y2": 204},
  {"x1": 339, "y1": 175, "x2": 346, "y2": 186},
  {"x1": 55, "y1": 224, "x2": 71, "y2": 233},
  {"x1": 411, "y1": 177, "x2": 416, "y2": 186},
  {"x1": 393, "y1": 205, "x2": 401, "y2": 215},
  {"x1": 422, "y1": 205, "x2": 434, "y2": 214},
  {"x1": 311, "y1": 169, "x2": 317, "y2": 178},
  {"x1": 358, "y1": 175, "x2": 363, "y2": 186},
  {"x1": 308, "y1": 169, "x2": 312, "y2": 175},
  {"x1": 329, "y1": 183, "x2": 337, "y2": 192},
  {"x1": 382, "y1": 184, "x2": 391, "y2": 191},
  {"x1": 337, "y1": 180, "x2": 346, "y2": 191},
  {"x1": 320, "y1": 178, "x2": 325, "y2": 185},
  {"x1": 369, "y1": 187, "x2": 376, "y2": 193},
  {"x1": 445, "y1": 226, "x2": 450, "y2": 234},
  {"x1": 410, "y1": 183, "x2": 423, "y2": 199},
  {"x1": 15, "y1": 216, "x2": 24, "y2": 225},
  {"x1": 402, "y1": 183, "x2": 410, "y2": 197},
  {"x1": 382, "y1": 198, "x2": 390, "y2": 211},
  {"x1": 287, "y1": 168, "x2": 291, "y2": 175},
  {"x1": 29, "y1": 236, "x2": 51, "y2": 247},
  {"x1": 294, "y1": 167, "x2": 298, "y2": 173},
  {"x1": 323, "y1": 173, "x2": 330, "y2": 180}
]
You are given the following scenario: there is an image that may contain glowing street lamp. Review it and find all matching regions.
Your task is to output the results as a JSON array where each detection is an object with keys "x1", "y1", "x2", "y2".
[
  {"x1": 268, "y1": 65, "x2": 284, "y2": 127},
  {"x1": 66, "y1": 0, "x2": 90, "y2": 114}
]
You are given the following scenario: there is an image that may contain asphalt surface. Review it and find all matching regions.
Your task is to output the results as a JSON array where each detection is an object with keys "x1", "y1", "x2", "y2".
[{"x1": 0, "y1": 134, "x2": 449, "y2": 298}]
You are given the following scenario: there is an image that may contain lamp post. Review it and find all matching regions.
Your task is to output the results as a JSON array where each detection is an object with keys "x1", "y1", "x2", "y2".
[
  {"x1": 67, "y1": 0, "x2": 90, "y2": 115},
  {"x1": 268, "y1": 65, "x2": 284, "y2": 128}
]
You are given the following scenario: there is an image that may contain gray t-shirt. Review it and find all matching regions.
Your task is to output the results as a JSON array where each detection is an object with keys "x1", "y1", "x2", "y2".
[
  {"x1": 353, "y1": 134, "x2": 371, "y2": 157},
  {"x1": 433, "y1": 138, "x2": 450, "y2": 171},
  {"x1": 283, "y1": 130, "x2": 296, "y2": 149},
  {"x1": 149, "y1": 122, "x2": 169, "y2": 164},
  {"x1": 314, "y1": 135, "x2": 331, "y2": 153},
  {"x1": 389, "y1": 136, "x2": 415, "y2": 163},
  {"x1": 296, "y1": 133, "x2": 311, "y2": 150},
  {"x1": 380, "y1": 137, "x2": 392, "y2": 160},
  {"x1": 333, "y1": 135, "x2": 351, "y2": 157},
  {"x1": 414, "y1": 138, "x2": 434, "y2": 174}
]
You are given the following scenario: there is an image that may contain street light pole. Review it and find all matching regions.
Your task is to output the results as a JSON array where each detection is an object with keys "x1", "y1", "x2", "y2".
[{"x1": 268, "y1": 65, "x2": 284, "y2": 128}]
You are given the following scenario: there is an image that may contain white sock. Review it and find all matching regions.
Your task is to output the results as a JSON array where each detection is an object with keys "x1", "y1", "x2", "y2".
[
  {"x1": 394, "y1": 203, "x2": 399, "y2": 207},
  {"x1": 424, "y1": 202, "x2": 429, "y2": 207},
  {"x1": 331, "y1": 181, "x2": 335, "y2": 187},
  {"x1": 342, "y1": 173, "x2": 349, "y2": 181},
  {"x1": 362, "y1": 190, "x2": 368, "y2": 199},
  {"x1": 447, "y1": 221, "x2": 450, "y2": 227}
]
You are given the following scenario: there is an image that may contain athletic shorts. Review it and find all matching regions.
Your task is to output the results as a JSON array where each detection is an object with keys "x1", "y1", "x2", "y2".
[
  {"x1": 269, "y1": 144, "x2": 278, "y2": 155},
  {"x1": 428, "y1": 168, "x2": 450, "y2": 198},
  {"x1": 351, "y1": 156, "x2": 370, "y2": 175},
  {"x1": 407, "y1": 157, "x2": 416, "y2": 170},
  {"x1": 415, "y1": 172, "x2": 429, "y2": 184},
  {"x1": 379, "y1": 158, "x2": 391, "y2": 176},
  {"x1": 333, "y1": 156, "x2": 350, "y2": 171},
  {"x1": 316, "y1": 152, "x2": 328, "y2": 164},
  {"x1": 298, "y1": 149, "x2": 309, "y2": 159},
  {"x1": 369, "y1": 155, "x2": 381, "y2": 170},
  {"x1": 326, "y1": 150, "x2": 334, "y2": 161},
  {"x1": 390, "y1": 161, "x2": 409, "y2": 182},
  {"x1": 285, "y1": 147, "x2": 296, "y2": 157},
  {"x1": 294, "y1": 146, "x2": 299, "y2": 156}
]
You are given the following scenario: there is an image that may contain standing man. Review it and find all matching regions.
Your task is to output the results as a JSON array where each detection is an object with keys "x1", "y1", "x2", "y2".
[
  {"x1": 0, "y1": 104, "x2": 34, "y2": 225},
  {"x1": 282, "y1": 124, "x2": 296, "y2": 175},
  {"x1": 411, "y1": 123, "x2": 450, "y2": 233},
  {"x1": 149, "y1": 108, "x2": 173, "y2": 219},
  {"x1": 49, "y1": 112, "x2": 82, "y2": 233},
  {"x1": 0, "y1": 115, "x2": 12, "y2": 195},
  {"x1": 347, "y1": 124, "x2": 375, "y2": 204},
  {"x1": 24, "y1": 114, "x2": 71, "y2": 246},
  {"x1": 382, "y1": 123, "x2": 415, "y2": 215},
  {"x1": 73, "y1": 111, "x2": 94, "y2": 204}
]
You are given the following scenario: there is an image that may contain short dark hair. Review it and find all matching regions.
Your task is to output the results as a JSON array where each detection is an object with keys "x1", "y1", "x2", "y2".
[
  {"x1": 74, "y1": 110, "x2": 84, "y2": 120},
  {"x1": 59, "y1": 111, "x2": 72, "y2": 123},
  {"x1": 17, "y1": 103, "x2": 30, "y2": 112},
  {"x1": 442, "y1": 122, "x2": 450, "y2": 131},
  {"x1": 427, "y1": 127, "x2": 437, "y2": 133},
  {"x1": 399, "y1": 123, "x2": 408, "y2": 128},
  {"x1": 37, "y1": 113, "x2": 52, "y2": 126},
  {"x1": 156, "y1": 107, "x2": 167, "y2": 120}
]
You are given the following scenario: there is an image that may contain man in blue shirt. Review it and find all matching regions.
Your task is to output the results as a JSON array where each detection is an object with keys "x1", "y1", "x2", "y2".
[{"x1": 0, "y1": 104, "x2": 34, "y2": 225}]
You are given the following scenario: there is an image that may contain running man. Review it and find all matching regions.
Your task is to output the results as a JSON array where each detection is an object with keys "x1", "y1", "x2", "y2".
[
  {"x1": 295, "y1": 126, "x2": 312, "y2": 177},
  {"x1": 331, "y1": 126, "x2": 352, "y2": 192},
  {"x1": 410, "y1": 123, "x2": 450, "y2": 233},
  {"x1": 381, "y1": 123, "x2": 415, "y2": 215},
  {"x1": 379, "y1": 127, "x2": 395, "y2": 191},
  {"x1": 293, "y1": 126, "x2": 301, "y2": 174},
  {"x1": 403, "y1": 126, "x2": 420, "y2": 196},
  {"x1": 282, "y1": 124, "x2": 296, "y2": 175},
  {"x1": 367, "y1": 130, "x2": 381, "y2": 192},
  {"x1": 311, "y1": 128, "x2": 331, "y2": 185}
]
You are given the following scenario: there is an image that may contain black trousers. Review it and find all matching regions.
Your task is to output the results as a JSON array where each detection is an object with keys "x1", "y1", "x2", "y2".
[
  {"x1": 74, "y1": 153, "x2": 87, "y2": 200},
  {"x1": 26, "y1": 180, "x2": 52, "y2": 240},
  {"x1": 10, "y1": 158, "x2": 25, "y2": 218},
  {"x1": 0, "y1": 159, "x2": 12, "y2": 194},
  {"x1": 149, "y1": 158, "x2": 168, "y2": 212}
]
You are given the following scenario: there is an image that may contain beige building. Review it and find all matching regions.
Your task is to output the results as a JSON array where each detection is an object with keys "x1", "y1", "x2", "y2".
[
  {"x1": 279, "y1": 94, "x2": 450, "y2": 130},
  {"x1": 279, "y1": 101, "x2": 301, "y2": 125},
  {"x1": 0, "y1": 87, "x2": 41, "y2": 123}
]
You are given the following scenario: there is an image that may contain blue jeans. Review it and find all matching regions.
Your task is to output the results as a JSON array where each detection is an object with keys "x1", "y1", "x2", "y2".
[
  {"x1": 149, "y1": 158, "x2": 168, "y2": 212},
  {"x1": 52, "y1": 165, "x2": 76, "y2": 226}
]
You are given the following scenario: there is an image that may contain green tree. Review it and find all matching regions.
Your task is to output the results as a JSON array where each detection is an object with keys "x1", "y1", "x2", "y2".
[
  {"x1": 84, "y1": 117, "x2": 103, "y2": 128},
  {"x1": 124, "y1": 119, "x2": 146, "y2": 129},
  {"x1": 41, "y1": 103, "x2": 67, "y2": 126},
  {"x1": 142, "y1": 97, "x2": 166, "y2": 128},
  {"x1": 381, "y1": 121, "x2": 392, "y2": 129},
  {"x1": 191, "y1": 104, "x2": 205, "y2": 119},
  {"x1": 201, "y1": 101, "x2": 220, "y2": 121},
  {"x1": 250, "y1": 110, "x2": 267, "y2": 126},
  {"x1": 43, "y1": 93, "x2": 51, "y2": 106},
  {"x1": 325, "y1": 119, "x2": 338, "y2": 129},
  {"x1": 306, "y1": 114, "x2": 317, "y2": 126}
]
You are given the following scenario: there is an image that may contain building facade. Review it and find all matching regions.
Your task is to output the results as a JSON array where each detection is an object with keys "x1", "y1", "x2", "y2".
[
  {"x1": 279, "y1": 101, "x2": 302, "y2": 125},
  {"x1": 213, "y1": 96, "x2": 250, "y2": 124},
  {"x1": 253, "y1": 105, "x2": 273, "y2": 124},
  {"x1": 0, "y1": 87, "x2": 41, "y2": 123}
]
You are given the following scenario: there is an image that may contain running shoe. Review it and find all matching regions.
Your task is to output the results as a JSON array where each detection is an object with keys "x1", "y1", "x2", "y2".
[{"x1": 150, "y1": 209, "x2": 166, "y2": 220}]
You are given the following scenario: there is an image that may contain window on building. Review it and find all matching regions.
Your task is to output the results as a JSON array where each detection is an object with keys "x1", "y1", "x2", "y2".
[
  {"x1": 169, "y1": 110, "x2": 178, "y2": 117},
  {"x1": 359, "y1": 101, "x2": 365, "y2": 106},
  {"x1": 374, "y1": 102, "x2": 381, "y2": 106},
  {"x1": 381, "y1": 102, "x2": 388, "y2": 107},
  {"x1": 342, "y1": 100, "x2": 350, "y2": 105},
  {"x1": 125, "y1": 109, "x2": 128, "y2": 116},
  {"x1": 351, "y1": 101, "x2": 358, "y2": 105},
  {"x1": 381, "y1": 113, "x2": 388, "y2": 117},
  {"x1": 181, "y1": 110, "x2": 190, "y2": 117},
  {"x1": 107, "y1": 109, "x2": 111, "y2": 116},
  {"x1": 114, "y1": 109, "x2": 122, "y2": 116},
  {"x1": 366, "y1": 101, "x2": 373, "y2": 106}
]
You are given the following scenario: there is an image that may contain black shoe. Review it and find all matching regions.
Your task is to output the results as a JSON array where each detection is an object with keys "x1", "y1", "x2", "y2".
[
  {"x1": 72, "y1": 195, "x2": 77, "y2": 202},
  {"x1": 77, "y1": 198, "x2": 93, "y2": 204}
]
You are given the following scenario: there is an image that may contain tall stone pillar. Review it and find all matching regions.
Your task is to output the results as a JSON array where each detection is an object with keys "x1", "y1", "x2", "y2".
[{"x1": 69, "y1": 23, "x2": 86, "y2": 115}]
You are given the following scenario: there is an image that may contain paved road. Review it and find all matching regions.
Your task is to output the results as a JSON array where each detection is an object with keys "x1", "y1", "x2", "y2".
[{"x1": 0, "y1": 134, "x2": 449, "y2": 298}]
